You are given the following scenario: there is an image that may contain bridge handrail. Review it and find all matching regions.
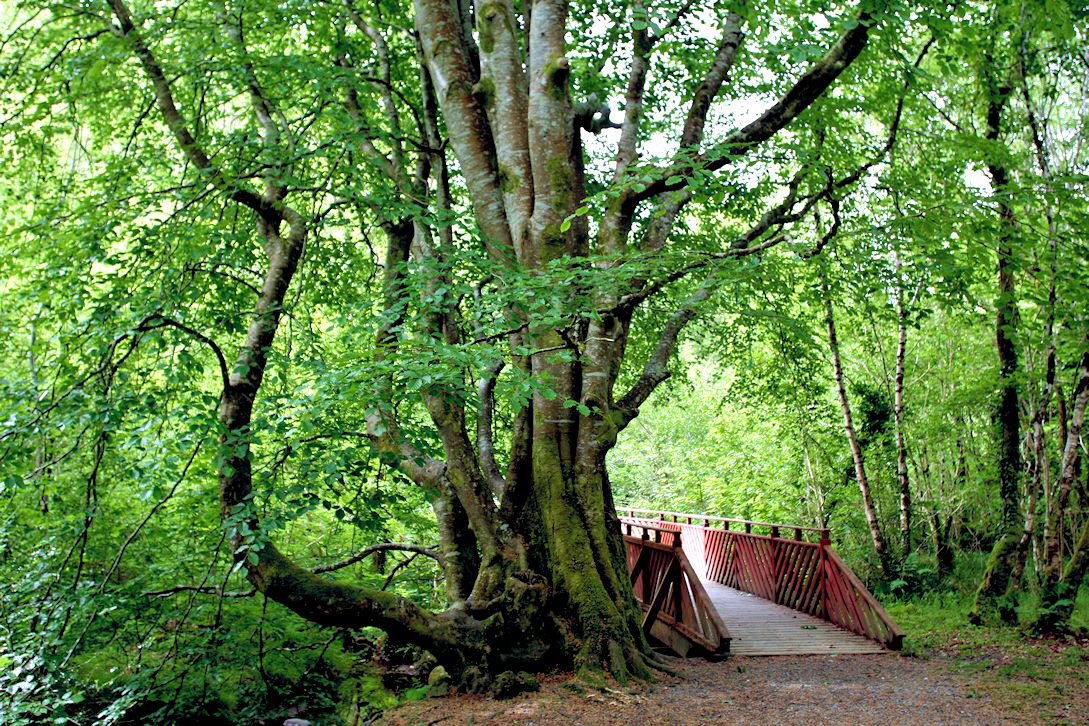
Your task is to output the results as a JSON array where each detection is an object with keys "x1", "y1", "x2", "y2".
[
  {"x1": 621, "y1": 508, "x2": 831, "y2": 543},
  {"x1": 618, "y1": 509, "x2": 903, "y2": 650},
  {"x1": 619, "y1": 519, "x2": 683, "y2": 546}
]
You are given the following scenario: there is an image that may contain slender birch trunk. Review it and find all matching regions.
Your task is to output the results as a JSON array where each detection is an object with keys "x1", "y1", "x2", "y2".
[{"x1": 824, "y1": 274, "x2": 894, "y2": 577}]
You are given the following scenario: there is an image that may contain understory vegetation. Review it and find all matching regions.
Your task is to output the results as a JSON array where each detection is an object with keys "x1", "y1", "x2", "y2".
[{"x1": 1, "y1": 0, "x2": 1087, "y2": 722}]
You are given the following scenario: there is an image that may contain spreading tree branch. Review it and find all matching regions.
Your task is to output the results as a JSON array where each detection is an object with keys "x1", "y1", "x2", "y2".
[
  {"x1": 107, "y1": 0, "x2": 275, "y2": 221},
  {"x1": 631, "y1": 7, "x2": 873, "y2": 205},
  {"x1": 414, "y1": 0, "x2": 515, "y2": 261}
]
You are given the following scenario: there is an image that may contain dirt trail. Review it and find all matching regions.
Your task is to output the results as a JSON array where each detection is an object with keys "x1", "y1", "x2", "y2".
[{"x1": 384, "y1": 654, "x2": 1034, "y2": 725}]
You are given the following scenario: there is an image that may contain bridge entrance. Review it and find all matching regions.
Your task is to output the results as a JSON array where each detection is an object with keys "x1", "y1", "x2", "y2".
[{"x1": 620, "y1": 510, "x2": 903, "y2": 657}]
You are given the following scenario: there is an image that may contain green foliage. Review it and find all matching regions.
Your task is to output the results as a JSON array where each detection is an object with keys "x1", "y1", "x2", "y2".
[
  {"x1": 611, "y1": 364, "x2": 803, "y2": 524},
  {"x1": 1, "y1": 0, "x2": 1087, "y2": 719}
]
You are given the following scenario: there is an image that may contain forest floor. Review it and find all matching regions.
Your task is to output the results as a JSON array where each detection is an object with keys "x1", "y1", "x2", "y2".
[{"x1": 384, "y1": 634, "x2": 1089, "y2": 725}]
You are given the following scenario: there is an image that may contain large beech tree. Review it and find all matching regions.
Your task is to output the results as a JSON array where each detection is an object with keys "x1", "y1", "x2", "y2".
[{"x1": 2, "y1": 0, "x2": 934, "y2": 689}]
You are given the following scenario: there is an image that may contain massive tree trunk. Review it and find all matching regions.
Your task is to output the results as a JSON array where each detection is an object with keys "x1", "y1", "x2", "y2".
[{"x1": 108, "y1": 0, "x2": 878, "y2": 689}]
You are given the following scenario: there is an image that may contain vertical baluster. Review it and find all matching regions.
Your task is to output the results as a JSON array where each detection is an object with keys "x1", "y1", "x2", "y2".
[
  {"x1": 671, "y1": 531, "x2": 682, "y2": 621},
  {"x1": 818, "y1": 530, "x2": 831, "y2": 621},
  {"x1": 769, "y1": 526, "x2": 781, "y2": 602},
  {"x1": 641, "y1": 531, "x2": 651, "y2": 603}
]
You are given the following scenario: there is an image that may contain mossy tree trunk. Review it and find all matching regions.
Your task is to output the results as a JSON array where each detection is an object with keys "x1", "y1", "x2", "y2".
[
  {"x1": 1030, "y1": 350, "x2": 1089, "y2": 632},
  {"x1": 971, "y1": 57, "x2": 1022, "y2": 625},
  {"x1": 108, "y1": 0, "x2": 878, "y2": 689}
]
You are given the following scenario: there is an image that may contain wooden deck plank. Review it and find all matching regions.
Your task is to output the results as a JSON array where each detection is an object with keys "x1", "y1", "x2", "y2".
[{"x1": 701, "y1": 579, "x2": 888, "y2": 656}]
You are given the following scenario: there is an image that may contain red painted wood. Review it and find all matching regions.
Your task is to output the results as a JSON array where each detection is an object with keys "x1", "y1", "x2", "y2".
[{"x1": 622, "y1": 522, "x2": 730, "y2": 656}]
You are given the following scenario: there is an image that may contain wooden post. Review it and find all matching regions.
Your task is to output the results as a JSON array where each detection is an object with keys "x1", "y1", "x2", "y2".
[
  {"x1": 818, "y1": 531, "x2": 831, "y2": 620},
  {"x1": 794, "y1": 528, "x2": 804, "y2": 541},
  {"x1": 745, "y1": 521, "x2": 752, "y2": 534},
  {"x1": 641, "y1": 532, "x2": 651, "y2": 602},
  {"x1": 769, "y1": 526, "x2": 781, "y2": 603}
]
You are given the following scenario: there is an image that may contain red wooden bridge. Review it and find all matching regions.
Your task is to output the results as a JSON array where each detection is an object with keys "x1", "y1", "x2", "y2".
[{"x1": 620, "y1": 509, "x2": 903, "y2": 657}]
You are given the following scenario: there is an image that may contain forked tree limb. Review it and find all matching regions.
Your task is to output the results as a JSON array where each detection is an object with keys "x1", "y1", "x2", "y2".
[
  {"x1": 414, "y1": 0, "x2": 515, "y2": 261},
  {"x1": 107, "y1": 0, "x2": 277, "y2": 222},
  {"x1": 631, "y1": 8, "x2": 873, "y2": 205},
  {"x1": 638, "y1": 11, "x2": 745, "y2": 255}
]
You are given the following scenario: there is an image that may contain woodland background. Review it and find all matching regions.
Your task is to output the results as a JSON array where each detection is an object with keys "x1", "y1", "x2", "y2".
[{"x1": 1, "y1": 0, "x2": 1088, "y2": 723}]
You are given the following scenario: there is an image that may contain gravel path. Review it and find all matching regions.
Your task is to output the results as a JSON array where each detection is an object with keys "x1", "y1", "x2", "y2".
[{"x1": 385, "y1": 655, "x2": 1020, "y2": 725}]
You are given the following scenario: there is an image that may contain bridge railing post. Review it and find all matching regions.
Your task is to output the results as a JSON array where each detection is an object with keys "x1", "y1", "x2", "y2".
[
  {"x1": 818, "y1": 530, "x2": 831, "y2": 620},
  {"x1": 769, "y1": 526, "x2": 782, "y2": 603},
  {"x1": 641, "y1": 531, "x2": 650, "y2": 602}
]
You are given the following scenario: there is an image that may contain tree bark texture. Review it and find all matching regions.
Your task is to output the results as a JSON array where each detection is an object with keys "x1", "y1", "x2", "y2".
[{"x1": 893, "y1": 253, "x2": 912, "y2": 558}]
